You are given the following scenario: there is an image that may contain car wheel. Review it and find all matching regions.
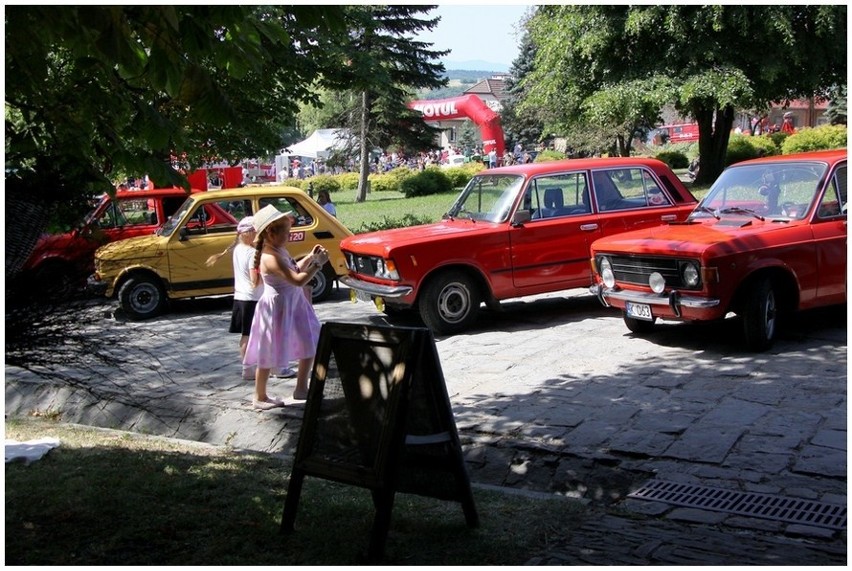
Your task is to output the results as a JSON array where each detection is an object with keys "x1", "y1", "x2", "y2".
[
  {"x1": 742, "y1": 277, "x2": 778, "y2": 352},
  {"x1": 418, "y1": 270, "x2": 480, "y2": 335},
  {"x1": 623, "y1": 313, "x2": 656, "y2": 335},
  {"x1": 308, "y1": 264, "x2": 335, "y2": 303},
  {"x1": 118, "y1": 275, "x2": 166, "y2": 320}
]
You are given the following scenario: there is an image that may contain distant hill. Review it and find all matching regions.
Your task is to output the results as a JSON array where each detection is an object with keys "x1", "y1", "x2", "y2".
[
  {"x1": 415, "y1": 68, "x2": 510, "y2": 101},
  {"x1": 444, "y1": 60, "x2": 509, "y2": 73}
]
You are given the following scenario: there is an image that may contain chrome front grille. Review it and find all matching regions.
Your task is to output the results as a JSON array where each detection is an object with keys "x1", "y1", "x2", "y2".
[
  {"x1": 345, "y1": 252, "x2": 379, "y2": 276},
  {"x1": 609, "y1": 255, "x2": 686, "y2": 288}
]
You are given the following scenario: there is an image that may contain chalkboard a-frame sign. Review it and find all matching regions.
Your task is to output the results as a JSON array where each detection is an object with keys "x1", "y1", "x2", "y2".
[{"x1": 280, "y1": 322, "x2": 478, "y2": 561}]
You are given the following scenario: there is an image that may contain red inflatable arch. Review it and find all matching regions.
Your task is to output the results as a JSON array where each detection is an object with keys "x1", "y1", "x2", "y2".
[{"x1": 408, "y1": 94, "x2": 505, "y2": 157}]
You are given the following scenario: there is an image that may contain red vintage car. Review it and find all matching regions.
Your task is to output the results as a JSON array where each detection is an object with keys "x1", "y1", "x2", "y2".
[
  {"x1": 590, "y1": 149, "x2": 847, "y2": 351},
  {"x1": 20, "y1": 186, "x2": 206, "y2": 291},
  {"x1": 340, "y1": 157, "x2": 698, "y2": 334}
]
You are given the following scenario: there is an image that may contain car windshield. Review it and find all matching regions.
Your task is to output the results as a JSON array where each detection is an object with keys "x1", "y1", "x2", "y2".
[
  {"x1": 692, "y1": 161, "x2": 828, "y2": 221},
  {"x1": 158, "y1": 197, "x2": 195, "y2": 237},
  {"x1": 446, "y1": 174, "x2": 524, "y2": 223}
]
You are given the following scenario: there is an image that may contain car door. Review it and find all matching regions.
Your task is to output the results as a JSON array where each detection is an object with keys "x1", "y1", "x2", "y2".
[
  {"x1": 166, "y1": 201, "x2": 240, "y2": 295},
  {"x1": 812, "y1": 164, "x2": 847, "y2": 303},
  {"x1": 510, "y1": 171, "x2": 602, "y2": 290}
]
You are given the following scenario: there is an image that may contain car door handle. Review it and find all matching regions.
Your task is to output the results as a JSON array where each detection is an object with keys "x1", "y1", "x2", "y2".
[
  {"x1": 580, "y1": 224, "x2": 599, "y2": 231},
  {"x1": 661, "y1": 214, "x2": 677, "y2": 221}
]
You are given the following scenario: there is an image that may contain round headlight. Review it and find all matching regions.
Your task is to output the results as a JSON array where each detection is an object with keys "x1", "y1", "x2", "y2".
[
  {"x1": 649, "y1": 272, "x2": 666, "y2": 294},
  {"x1": 682, "y1": 262, "x2": 700, "y2": 288},
  {"x1": 599, "y1": 257, "x2": 615, "y2": 288}
]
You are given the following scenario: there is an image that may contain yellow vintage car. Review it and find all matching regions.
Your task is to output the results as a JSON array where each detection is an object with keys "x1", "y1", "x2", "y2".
[{"x1": 88, "y1": 186, "x2": 352, "y2": 320}]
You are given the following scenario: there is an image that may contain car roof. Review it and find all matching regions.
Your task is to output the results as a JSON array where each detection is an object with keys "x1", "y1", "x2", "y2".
[
  {"x1": 113, "y1": 186, "x2": 202, "y2": 200},
  {"x1": 735, "y1": 149, "x2": 847, "y2": 167},
  {"x1": 186, "y1": 185, "x2": 308, "y2": 200},
  {"x1": 484, "y1": 156, "x2": 672, "y2": 176}
]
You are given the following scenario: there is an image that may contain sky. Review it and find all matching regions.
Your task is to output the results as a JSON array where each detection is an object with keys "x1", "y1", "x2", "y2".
[{"x1": 415, "y1": 4, "x2": 532, "y2": 71}]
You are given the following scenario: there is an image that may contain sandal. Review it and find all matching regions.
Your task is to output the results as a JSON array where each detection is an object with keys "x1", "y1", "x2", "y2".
[
  {"x1": 253, "y1": 397, "x2": 285, "y2": 411},
  {"x1": 292, "y1": 390, "x2": 308, "y2": 401}
]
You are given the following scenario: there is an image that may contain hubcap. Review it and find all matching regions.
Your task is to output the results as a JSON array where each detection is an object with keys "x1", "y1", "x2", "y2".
[{"x1": 438, "y1": 283, "x2": 469, "y2": 324}]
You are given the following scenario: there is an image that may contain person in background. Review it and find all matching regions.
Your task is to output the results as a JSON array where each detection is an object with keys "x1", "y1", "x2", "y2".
[
  {"x1": 243, "y1": 205, "x2": 328, "y2": 410},
  {"x1": 206, "y1": 217, "x2": 263, "y2": 381},
  {"x1": 317, "y1": 190, "x2": 337, "y2": 217}
]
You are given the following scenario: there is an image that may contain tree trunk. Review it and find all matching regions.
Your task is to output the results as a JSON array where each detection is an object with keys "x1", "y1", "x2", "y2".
[
  {"x1": 356, "y1": 90, "x2": 371, "y2": 203},
  {"x1": 694, "y1": 104, "x2": 735, "y2": 186}
]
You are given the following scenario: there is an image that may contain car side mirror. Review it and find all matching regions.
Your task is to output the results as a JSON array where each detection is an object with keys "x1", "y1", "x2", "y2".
[
  {"x1": 512, "y1": 209, "x2": 532, "y2": 226},
  {"x1": 179, "y1": 227, "x2": 189, "y2": 241}
]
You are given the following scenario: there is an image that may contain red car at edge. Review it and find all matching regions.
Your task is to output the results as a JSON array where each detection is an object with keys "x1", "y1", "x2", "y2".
[{"x1": 590, "y1": 149, "x2": 847, "y2": 351}]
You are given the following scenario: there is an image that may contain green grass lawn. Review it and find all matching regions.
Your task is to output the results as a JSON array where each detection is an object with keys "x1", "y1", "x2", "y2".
[{"x1": 5, "y1": 417, "x2": 585, "y2": 565}]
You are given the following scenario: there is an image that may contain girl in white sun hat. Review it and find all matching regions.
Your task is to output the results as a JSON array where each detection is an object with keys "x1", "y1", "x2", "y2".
[{"x1": 242, "y1": 205, "x2": 329, "y2": 411}]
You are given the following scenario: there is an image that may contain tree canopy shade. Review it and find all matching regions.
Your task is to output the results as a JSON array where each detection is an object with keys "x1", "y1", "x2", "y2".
[
  {"x1": 5, "y1": 5, "x2": 350, "y2": 277},
  {"x1": 522, "y1": 5, "x2": 847, "y2": 183}
]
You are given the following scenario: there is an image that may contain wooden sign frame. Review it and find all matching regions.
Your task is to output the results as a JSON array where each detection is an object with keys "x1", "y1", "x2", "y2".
[{"x1": 280, "y1": 322, "x2": 478, "y2": 561}]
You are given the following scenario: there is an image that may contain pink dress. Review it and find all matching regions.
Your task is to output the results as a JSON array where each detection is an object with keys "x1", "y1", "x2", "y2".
[{"x1": 243, "y1": 247, "x2": 321, "y2": 370}]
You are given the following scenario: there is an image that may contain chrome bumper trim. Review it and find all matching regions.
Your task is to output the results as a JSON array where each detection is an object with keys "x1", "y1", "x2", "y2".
[
  {"x1": 340, "y1": 275, "x2": 413, "y2": 298},
  {"x1": 590, "y1": 284, "x2": 720, "y2": 309}
]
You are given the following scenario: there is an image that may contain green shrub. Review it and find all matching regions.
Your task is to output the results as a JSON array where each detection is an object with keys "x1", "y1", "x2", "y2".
[
  {"x1": 400, "y1": 168, "x2": 453, "y2": 198},
  {"x1": 353, "y1": 213, "x2": 433, "y2": 233},
  {"x1": 655, "y1": 150, "x2": 689, "y2": 169},
  {"x1": 305, "y1": 174, "x2": 341, "y2": 195},
  {"x1": 369, "y1": 166, "x2": 417, "y2": 193},
  {"x1": 535, "y1": 149, "x2": 566, "y2": 162},
  {"x1": 725, "y1": 134, "x2": 779, "y2": 166},
  {"x1": 781, "y1": 124, "x2": 848, "y2": 154},
  {"x1": 336, "y1": 172, "x2": 360, "y2": 191},
  {"x1": 279, "y1": 178, "x2": 305, "y2": 189},
  {"x1": 442, "y1": 162, "x2": 485, "y2": 188}
]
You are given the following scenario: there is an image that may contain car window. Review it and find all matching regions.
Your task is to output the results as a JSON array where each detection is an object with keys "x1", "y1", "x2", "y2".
[
  {"x1": 526, "y1": 172, "x2": 590, "y2": 219},
  {"x1": 592, "y1": 168, "x2": 671, "y2": 212},
  {"x1": 817, "y1": 165, "x2": 847, "y2": 219},
  {"x1": 259, "y1": 196, "x2": 314, "y2": 228},
  {"x1": 698, "y1": 162, "x2": 828, "y2": 220},
  {"x1": 448, "y1": 174, "x2": 524, "y2": 222},
  {"x1": 97, "y1": 198, "x2": 157, "y2": 228}
]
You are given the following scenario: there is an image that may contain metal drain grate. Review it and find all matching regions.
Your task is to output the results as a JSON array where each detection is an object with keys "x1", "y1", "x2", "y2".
[{"x1": 628, "y1": 479, "x2": 846, "y2": 530}]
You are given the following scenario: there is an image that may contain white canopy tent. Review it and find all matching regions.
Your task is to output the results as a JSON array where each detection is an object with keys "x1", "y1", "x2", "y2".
[{"x1": 280, "y1": 128, "x2": 350, "y2": 160}]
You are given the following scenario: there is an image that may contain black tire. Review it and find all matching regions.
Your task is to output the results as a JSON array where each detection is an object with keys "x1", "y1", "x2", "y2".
[
  {"x1": 742, "y1": 277, "x2": 778, "y2": 352},
  {"x1": 308, "y1": 264, "x2": 335, "y2": 303},
  {"x1": 31, "y1": 261, "x2": 79, "y2": 297},
  {"x1": 418, "y1": 270, "x2": 480, "y2": 335},
  {"x1": 118, "y1": 275, "x2": 166, "y2": 320},
  {"x1": 623, "y1": 313, "x2": 656, "y2": 335}
]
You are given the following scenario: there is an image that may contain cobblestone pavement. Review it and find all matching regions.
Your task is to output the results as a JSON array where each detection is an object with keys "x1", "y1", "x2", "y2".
[{"x1": 5, "y1": 286, "x2": 847, "y2": 564}]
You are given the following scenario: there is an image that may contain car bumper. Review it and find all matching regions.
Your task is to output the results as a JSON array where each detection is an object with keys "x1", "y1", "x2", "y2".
[
  {"x1": 590, "y1": 283, "x2": 721, "y2": 318},
  {"x1": 340, "y1": 275, "x2": 413, "y2": 299},
  {"x1": 86, "y1": 274, "x2": 110, "y2": 297}
]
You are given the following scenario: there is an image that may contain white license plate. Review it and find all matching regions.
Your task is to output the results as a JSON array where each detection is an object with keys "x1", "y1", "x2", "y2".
[{"x1": 625, "y1": 301, "x2": 653, "y2": 321}]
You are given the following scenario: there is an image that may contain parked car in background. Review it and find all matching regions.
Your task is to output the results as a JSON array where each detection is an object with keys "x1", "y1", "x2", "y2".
[
  {"x1": 441, "y1": 154, "x2": 467, "y2": 169},
  {"x1": 20, "y1": 186, "x2": 203, "y2": 292},
  {"x1": 340, "y1": 157, "x2": 698, "y2": 334},
  {"x1": 590, "y1": 149, "x2": 847, "y2": 351},
  {"x1": 89, "y1": 187, "x2": 353, "y2": 320}
]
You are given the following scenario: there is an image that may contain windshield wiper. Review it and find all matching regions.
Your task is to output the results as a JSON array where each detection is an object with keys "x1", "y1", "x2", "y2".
[
  {"x1": 692, "y1": 206, "x2": 720, "y2": 220},
  {"x1": 718, "y1": 207, "x2": 765, "y2": 221}
]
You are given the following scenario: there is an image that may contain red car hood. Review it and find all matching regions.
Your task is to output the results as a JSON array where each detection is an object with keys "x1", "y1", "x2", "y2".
[
  {"x1": 592, "y1": 217, "x2": 807, "y2": 258},
  {"x1": 341, "y1": 218, "x2": 495, "y2": 257}
]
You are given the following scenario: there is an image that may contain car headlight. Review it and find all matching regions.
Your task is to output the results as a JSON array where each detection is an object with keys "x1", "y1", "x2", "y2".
[
  {"x1": 649, "y1": 272, "x2": 666, "y2": 294},
  {"x1": 681, "y1": 261, "x2": 700, "y2": 288},
  {"x1": 376, "y1": 258, "x2": 400, "y2": 280},
  {"x1": 599, "y1": 257, "x2": 615, "y2": 288}
]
